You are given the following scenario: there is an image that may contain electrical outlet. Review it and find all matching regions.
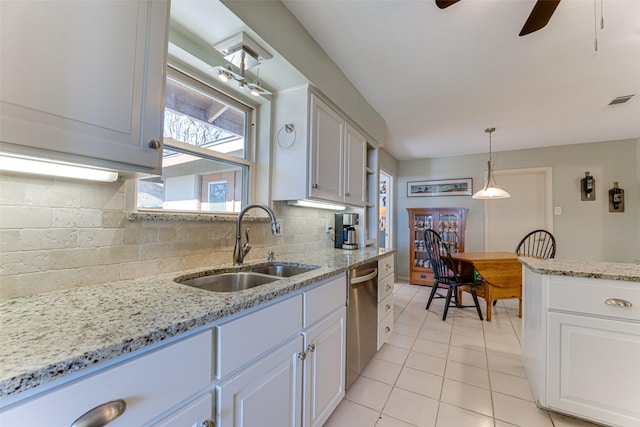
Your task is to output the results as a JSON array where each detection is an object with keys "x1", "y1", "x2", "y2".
[
  {"x1": 277, "y1": 220, "x2": 284, "y2": 236},
  {"x1": 326, "y1": 219, "x2": 332, "y2": 233}
]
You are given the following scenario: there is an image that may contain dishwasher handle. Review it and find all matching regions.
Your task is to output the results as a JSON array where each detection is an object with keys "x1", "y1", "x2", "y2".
[{"x1": 351, "y1": 268, "x2": 378, "y2": 284}]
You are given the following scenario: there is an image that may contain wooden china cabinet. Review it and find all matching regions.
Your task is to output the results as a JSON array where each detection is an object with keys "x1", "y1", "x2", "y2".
[{"x1": 407, "y1": 208, "x2": 468, "y2": 286}]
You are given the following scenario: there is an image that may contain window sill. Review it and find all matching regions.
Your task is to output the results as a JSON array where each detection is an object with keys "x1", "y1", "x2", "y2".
[{"x1": 126, "y1": 212, "x2": 269, "y2": 222}]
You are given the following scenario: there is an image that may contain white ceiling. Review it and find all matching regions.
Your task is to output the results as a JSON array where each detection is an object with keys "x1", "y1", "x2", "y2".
[{"x1": 172, "y1": 0, "x2": 640, "y2": 160}]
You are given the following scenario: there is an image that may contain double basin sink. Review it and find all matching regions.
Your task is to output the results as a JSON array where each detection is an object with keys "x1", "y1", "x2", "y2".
[{"x1": 175, "y1": 263, "x2": 320, "y2": 293}]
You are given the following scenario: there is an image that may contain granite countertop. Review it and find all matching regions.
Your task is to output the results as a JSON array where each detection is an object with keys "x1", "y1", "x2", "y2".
[
  {"x1": 0, "y1": 248, "x2": 394, "y2": 399},
  {"x1": 519, "y1": 257, "x2": 640, "y2": 282}
]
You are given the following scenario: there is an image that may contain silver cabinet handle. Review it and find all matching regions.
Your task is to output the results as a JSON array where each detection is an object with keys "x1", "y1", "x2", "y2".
[
  {"x1": 605, "y1": 298, "x2": 632, "y2": 307},
  {"x1": 70, "y1": 399, "x2": 126, "y2": 427},
  {"x1": 312, "y1": 183, "x2": 318, "y2": 189},
  {"x1": 148, "y1": 139, "x2": 161, "y2": 150},
  {"x1": 385, "y1": 304, "x2": 391, "y2": 311},
  {"x1": 385, "y1": 326, "x2": 391, "y2": 333},
  {"x1": 385, "y1": 264, "x2": 391, "y2": 271},
  {"x1": 307, "y1": 344, "x2": 316, "y2": 352},
  {"x1": 385, "y1": 284, "x2": 392, "y2": 291},
  {"x1": 345, "y1": 192, "x2": 350, "y2": 196},
  {"x1": 201, "y1": 420, "x2": 215, "y2": 427},
  {"x1": 298, "y1": 352, "x2": 307, "y2": 361}
]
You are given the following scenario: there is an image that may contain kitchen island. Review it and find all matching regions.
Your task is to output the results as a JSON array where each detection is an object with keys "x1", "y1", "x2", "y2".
[
  {"x1": 519, "y1": 258, "x2": 640, "y2": 427},
  {"x1": 0, "y1": 247, "x2": 394, "y2": 425}
]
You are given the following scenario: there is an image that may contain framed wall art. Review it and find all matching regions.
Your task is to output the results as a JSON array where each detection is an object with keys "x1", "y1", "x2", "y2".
[{"x1": 407, "y1": 178, "x2": 473, "y2": 197}]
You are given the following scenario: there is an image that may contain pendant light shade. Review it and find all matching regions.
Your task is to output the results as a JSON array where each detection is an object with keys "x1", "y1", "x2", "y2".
[{"x1": 472, "y1": 128, "x2": 511, "y2": 199}]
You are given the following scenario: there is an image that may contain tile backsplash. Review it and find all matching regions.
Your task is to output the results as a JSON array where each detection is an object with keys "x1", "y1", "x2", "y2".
[{"x1": 0, "y1": 172, "x2": 335, "y2": 299}]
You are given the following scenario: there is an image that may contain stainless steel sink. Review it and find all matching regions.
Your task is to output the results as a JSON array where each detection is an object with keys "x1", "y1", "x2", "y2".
[
  {"x1": 249, "y1": 263, "x2": 319, "y2": 277},
  {"x1": 179, "y1": 272, "x2": 277, "y2": 293},
  {"x1": 176, "y1": 263, "x2": 319, "y2": 293}
]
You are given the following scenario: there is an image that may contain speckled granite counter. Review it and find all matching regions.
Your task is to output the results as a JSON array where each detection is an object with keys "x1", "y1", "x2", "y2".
[
  {"x1": 0, "y1": 248, "x2": 394, "y2": 399},
  {"x1": 519, "y1": 257, "x2": 640, "y2": 282}
]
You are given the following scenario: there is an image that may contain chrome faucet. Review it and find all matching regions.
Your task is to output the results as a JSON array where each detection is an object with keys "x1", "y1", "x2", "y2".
[{"x1": 233, "y1": 203, "x2": 281, "y2": 265}]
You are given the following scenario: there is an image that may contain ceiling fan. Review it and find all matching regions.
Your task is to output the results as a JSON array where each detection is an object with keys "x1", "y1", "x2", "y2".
[{"x1": 436, "y1": 0, "x2": 561, "y2": 36}]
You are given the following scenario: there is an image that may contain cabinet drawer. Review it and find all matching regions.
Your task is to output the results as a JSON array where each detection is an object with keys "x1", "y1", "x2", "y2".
[
  {"x1": 549, "y1": 277, "x2": 640, "y2": 321},
  {"x1": 378, "y1": 273, "x2": 394, "y2": 302},
  {"x1": 377, "y1": 312, "x2": 394, "y2": 350},
  {"x1": 378, "y1": 254, "x2": 394, "y2": 280},
  {"x1": 216, "y1": 295, "x2": 303, "y2": 378},
  {"x1": 1, "y1": 331, "x2": 213, "y2": 427},
  {"x1": 378, "y1": 293, "x2": 394, "y2": 323},
  {"x1": 304, "y1": 275, "x2": 347, "y2": 327}
]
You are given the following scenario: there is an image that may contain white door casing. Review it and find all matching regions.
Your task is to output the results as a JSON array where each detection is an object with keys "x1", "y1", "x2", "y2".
[{"x1": 484, "y1": 167, "x2": 553, "y2": 252}]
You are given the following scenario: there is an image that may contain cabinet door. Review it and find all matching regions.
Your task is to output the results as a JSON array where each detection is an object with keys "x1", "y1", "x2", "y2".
[
  {"x1": 153, "y1": 393, "x2": 213, "y2": 427},
  {"x1": 0, "y1": 0, "x2": 168, "y2": 173},
  {"x1": 343, "y1": 124, "x2": 366, "y2": 206},
  {"x1": 303, "y1": 308, "x2": 346, "y2": 427},
  {"x1": 217, "y1": 336, "x2": 304, "y2": 427},
  {"x1": 309, "y1": 95, "x2": 343, "y2": 203},
  {"x1": 548, "y1": 312, "x2": 640, "y2": 427}
]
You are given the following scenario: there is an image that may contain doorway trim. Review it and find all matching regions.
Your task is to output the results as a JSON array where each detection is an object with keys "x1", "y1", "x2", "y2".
[{"x1": 379, "y1": 169, "x2": 393, "y2": 249}]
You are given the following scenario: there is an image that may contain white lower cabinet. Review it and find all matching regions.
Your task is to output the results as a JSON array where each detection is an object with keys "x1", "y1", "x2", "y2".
[
  {"x1": 1, "y1": 274, "x2": 349, "y2": 427},
  {"x1": 377, "y1": 254, "x2": 395, "y2": 349},
  {"x1": 548, "y1": 312, "x2": 640, "y2": 427},
  {"x1": 0, "y1": 331, "x2": 213, "y2": 427},
  {"x1": 217, "y1": 336, "x2": 304, "y2": 427},
  {"x1": 303, "y1": 308, "x2": 346, "y2": 427},
  {"x1": 522, "y1": 269, "x2": 640, "y2": 427},
  {"x1": 216, "y1": 274, "x2": 347, "y2": 427}
]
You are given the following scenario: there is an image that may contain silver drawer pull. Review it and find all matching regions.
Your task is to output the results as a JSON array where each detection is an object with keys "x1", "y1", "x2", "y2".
[
  {"x1": 201, "y1": 420, "x2": 215, "y2": 427},
  {"x1": 70, "y1": 399, "x2": 126, "y2": 427},
  {"x1": 385, "y1": 326, "x2": 391, "y2": 333},
  {"x1": 385, "y1": 284, "x2": 392, "y2": 291},
  {"x1": 605, "y1": 298, "x2": 632, "y2": 307},
  {"x1": 307, "y1": 344, "x2": 316, "y2": 353}
]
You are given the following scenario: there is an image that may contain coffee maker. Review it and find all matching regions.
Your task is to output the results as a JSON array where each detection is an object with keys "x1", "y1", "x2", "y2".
[{"x1": 334, "y1": 213, "x2": 359, "y2": 250}]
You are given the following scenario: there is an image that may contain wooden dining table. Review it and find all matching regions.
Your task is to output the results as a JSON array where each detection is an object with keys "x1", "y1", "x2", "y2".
[{"x1": 450, "y1": 252, "x2": 522, "y2": 321}]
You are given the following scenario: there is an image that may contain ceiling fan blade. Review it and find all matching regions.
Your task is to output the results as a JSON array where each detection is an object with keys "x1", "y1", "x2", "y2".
[
  {"x1": 519, "y1": 0, "x2": 561, "y2": 36},
  {"x1": 435, "y1": 0, "x2": 461, "y2": 9}
]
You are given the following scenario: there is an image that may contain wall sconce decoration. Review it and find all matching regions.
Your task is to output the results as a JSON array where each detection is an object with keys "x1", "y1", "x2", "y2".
[
  {"x1": 609, "y1": 182, "x2": 625, "y2": 212},
  {"x1": 580, "y1": 171, "x2": 595, "y2": 201}
]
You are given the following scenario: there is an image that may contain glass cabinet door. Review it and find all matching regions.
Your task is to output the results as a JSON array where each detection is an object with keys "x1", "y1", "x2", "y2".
[
  {"x1": 438, "y1": 213, "x2": 461, "y2": 253},
  {"x1": 413, "y1": 214, "x2": 433, "y2": 270}
]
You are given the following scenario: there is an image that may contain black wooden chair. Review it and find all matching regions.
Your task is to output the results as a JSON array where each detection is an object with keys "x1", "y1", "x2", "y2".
[
  {"x1": 492, "y1": 229, "x2": 556, "y2": 307},
  {"x1": 424, "y1": 229, "x2": 484, "y2": 321},
  {"x1": 516, "y1": 229, "x2": 556, "y2": 258}
]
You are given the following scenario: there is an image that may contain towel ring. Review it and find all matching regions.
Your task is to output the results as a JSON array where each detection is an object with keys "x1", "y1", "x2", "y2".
[{"x1": 277, "y1": 124, "x2": 296, "y2": 149}]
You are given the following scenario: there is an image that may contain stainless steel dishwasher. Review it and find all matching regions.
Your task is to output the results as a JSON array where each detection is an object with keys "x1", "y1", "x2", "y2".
[{"x1": 346, "y1": 262, "x2": 378, "y2": 389}]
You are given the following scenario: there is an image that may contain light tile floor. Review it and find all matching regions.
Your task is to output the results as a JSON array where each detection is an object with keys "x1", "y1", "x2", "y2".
[{"x1": 324, "y1": 282, "x2": 601, "y2": 427}]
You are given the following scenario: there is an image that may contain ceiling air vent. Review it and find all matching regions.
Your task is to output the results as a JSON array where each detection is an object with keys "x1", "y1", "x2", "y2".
[{"x1": 608, "y1": 94, "x2": 635, "y2": 106}]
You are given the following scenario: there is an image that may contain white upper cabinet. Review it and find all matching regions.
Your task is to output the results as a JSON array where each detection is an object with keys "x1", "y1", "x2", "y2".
[
  {"x1": 343, "y1": 123, "x2": 366, "y2": 206},
  {"x1": 309, "y1": 95, "x2": 344, "y2": 203},
  {"x1": 0, "y1": 0, "x2": 169, "y2": 174},
  {"x1": 272, "y1": 85, "x2": 369, "y2": 207}
]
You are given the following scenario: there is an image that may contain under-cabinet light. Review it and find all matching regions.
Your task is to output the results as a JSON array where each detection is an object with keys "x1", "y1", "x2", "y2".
[
  {"x1": 0, "y1": 154, "x2": 119, "y2": 182},
  {"x1": 287, "y1": 200, "x2": 346, "y2": 211}
]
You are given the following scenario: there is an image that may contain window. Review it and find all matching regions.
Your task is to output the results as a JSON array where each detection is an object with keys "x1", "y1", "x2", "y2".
[{"x1": 136, "y1": 67, "x2": 254, "y2": 214}]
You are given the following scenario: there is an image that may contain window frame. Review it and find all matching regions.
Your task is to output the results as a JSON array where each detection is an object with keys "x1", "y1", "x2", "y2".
[{"x1": 132, "y1": 65, "x2": 257, "y2": 216}]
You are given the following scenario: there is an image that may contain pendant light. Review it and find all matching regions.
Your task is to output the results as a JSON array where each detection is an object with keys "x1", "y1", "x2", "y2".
[{"x1": 472, "y1": 127, "x2": 511, "y2": 199}]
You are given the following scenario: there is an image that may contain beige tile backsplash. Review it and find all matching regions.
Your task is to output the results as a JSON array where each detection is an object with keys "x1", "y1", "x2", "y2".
[{"x1": 0, "y1": 172, "x2": 335, "y2": 299}]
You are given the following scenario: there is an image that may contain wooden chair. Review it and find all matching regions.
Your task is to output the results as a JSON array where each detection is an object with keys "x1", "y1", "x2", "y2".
[
  {"x1": 491, "y1": 229, "x2": 556, "y2": 308},
  {"x1": 424, "y1": 229, "x2": 484, "y2": 321},
  {"x1": 516, "y1": 229, "x2": 556, "y2": 258}
]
